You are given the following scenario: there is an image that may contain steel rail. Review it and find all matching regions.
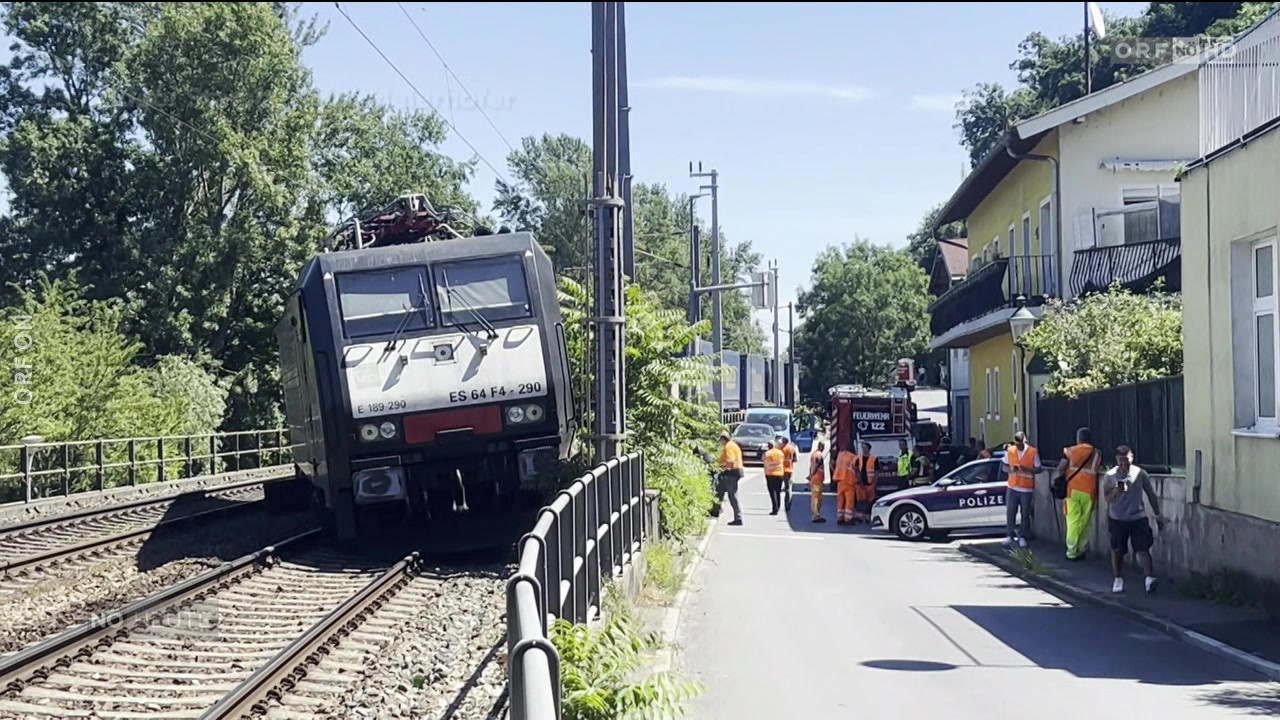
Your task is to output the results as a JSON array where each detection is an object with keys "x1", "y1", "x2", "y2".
[
  {"x1": 1, "y1": 491, "x2": 272, "y2": 575},
  {"x1": 0, "y1": 472, "x2": 290, "y2": 537},
  {"x1": 199, "y1": 551, "x2": 422, "y2": 719},
  {"x1": 0, "y1": 528, "x2": 321, "y2": 692}
]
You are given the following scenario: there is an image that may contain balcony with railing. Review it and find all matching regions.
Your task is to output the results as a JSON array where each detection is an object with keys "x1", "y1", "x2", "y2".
[
  {"x1": 1070, "y1": 199, "x2": 1181, "y2": 297},
  {"x1": 1200, "y1": 9, "x2": 1280, "y2": 157},
  {"x1": 929, "y1": 254, "x2": 1059, "y2": 340}
]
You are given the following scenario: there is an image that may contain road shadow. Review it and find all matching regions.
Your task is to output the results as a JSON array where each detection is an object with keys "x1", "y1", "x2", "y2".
[
  {"x1": 949, "y1": 603, "x2": 1268, "y2": 685},
  {"x1": 1198, "y1": 684, "x2": 1280, "y2": 715}
]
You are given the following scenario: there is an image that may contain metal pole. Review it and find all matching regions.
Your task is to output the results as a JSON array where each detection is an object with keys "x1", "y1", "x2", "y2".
[
  {"x1": 618, "y1": 3, "x2": 634, "y2": 281},
  {"x1": 690, "y1": 164, "x2": 721, "y2": 406},
  {"x1": 787, "y1": 302, "x2": 795, "y2": 408},
  {"x1": 710, "y1": 172, "x2": 721, "y2": 373},
  {"x1": 1084, "y1": 1, "x2": 1092, "y2": 95},
  {"x1": 771, "y1": 261, "x2": 781, "y2": 406},
  {"x1": 688, "y1": 196, "x2": 702, "y2": 327},
  {"x1": 590, "y1": 2, "x2": 626, "y2": 463}
]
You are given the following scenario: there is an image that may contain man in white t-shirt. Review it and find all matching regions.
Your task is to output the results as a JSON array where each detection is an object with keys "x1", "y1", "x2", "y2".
[{"x1": 1103, "y1": 445, "x2": 1165, "y2": 593}]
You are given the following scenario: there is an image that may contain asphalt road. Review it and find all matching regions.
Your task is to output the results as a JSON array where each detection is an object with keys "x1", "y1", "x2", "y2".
[{"x1": 674, "y1": 459, "x2": 1276, "y2": 720}]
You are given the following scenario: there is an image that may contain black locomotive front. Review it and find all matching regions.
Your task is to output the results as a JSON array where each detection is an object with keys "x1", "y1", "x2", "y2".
[{"x1": 276, "y1": 231, "x2": 574, "y2": 543}]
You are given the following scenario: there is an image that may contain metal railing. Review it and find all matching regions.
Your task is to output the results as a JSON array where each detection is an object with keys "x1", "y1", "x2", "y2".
[
  {"x1": 722, "y1": 409, "x2": 745, "y2": 426},
  {"x1": 0, "y1": 429, "x2": 292, "y2": 506},
  {"x1": 1070, "y1": 237, "x2": 1182, "y2": 297},
  {"x1": 1199, "y1": 8, "x2": 1280, "y2": 157},
  {"x1": 929, "y1": 254, "x2": 1059, "y2": 338},
  {"x1": 506, "y1": 451, "x2": 648, "y2": 720}
]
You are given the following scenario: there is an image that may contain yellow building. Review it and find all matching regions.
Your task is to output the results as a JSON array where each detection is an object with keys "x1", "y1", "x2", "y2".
[
  {"x1": 1181, "y1": 10, "x2": 1280, "y2": 525},
  {"x1": 927, "y1": 132, "x2": 1058, "y2": 448},
  {"x1": 929, "y1": 58, "x2": 1199, "y2": 449}
]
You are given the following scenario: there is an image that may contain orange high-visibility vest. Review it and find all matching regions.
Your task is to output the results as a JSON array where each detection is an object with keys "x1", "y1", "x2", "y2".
[
  {"x1": 809, "y1": 452, "x2": 825, "y2": 485},
  {"x1": 833, "y1": 450, "x2": 856, "y2": 484},
  {"x1": 853, "y1": 455, "x2": 877, "y2": 485},
  {"x1": 763, "y1": 448, "x2": 785, "y2": 476},
  {"x1": 783, "y1": 443, "x2": 797, "y2": 472},
  {"x1": 719, "y1": 440, "x2": 744, "y2": 470},
  {"x1": 1006, "y1": 444, "x2": 1038, "y2": 490},
  {"x1": 1064, "y1": 443, "x2": 1101, "y2": 497}
]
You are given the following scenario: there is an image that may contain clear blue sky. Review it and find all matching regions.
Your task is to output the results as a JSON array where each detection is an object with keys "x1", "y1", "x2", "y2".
[{"x1": 303, "y1": 1, "x2": 1148, "y2": 336}]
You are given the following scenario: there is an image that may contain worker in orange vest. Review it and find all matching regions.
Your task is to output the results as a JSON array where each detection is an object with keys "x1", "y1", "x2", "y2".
[
  {"x1": 763, "y1": 440, "x2": 787, "y2": 516},
  {"x1": 716, "y1": 431, "x2": 745, "y2": 526},
  {"x1": 833, "y1": 444, "x2": 857, "y2": 524},
  {"x1": 809, "y1": 440, "x2": 827, "y2": 523},
  {"x1": 781, "y1": 436, "x2": 798, "y2": 479},
  {"x1": 852, "y1": 442, "x2": 877, "y2": 523},
  {"x1": 1002, "y1": 431, "x2": 1040, "y2": 548},
  {"x1": 1054, "y1": 427, "x2": 1102, "y2": 560}
]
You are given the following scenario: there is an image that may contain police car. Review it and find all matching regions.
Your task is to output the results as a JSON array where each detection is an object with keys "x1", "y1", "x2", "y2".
[{"x1": 869, "y1": 454, "x2": 1009, "y2": 541}]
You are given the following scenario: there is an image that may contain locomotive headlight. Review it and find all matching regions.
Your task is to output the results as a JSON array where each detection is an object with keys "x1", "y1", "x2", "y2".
[
  {"x1": 506, "y1": 405, "x2": 525, "y2": 424},
  {"x1": 524, "y1": 403, "x2": 544, "y2": 422},
  {"x1": 359, "y1": 424, "x2": 379, "y2": 442},
  {"x1": 379, "y1": 421, "x2": 397, "y2": 439}
]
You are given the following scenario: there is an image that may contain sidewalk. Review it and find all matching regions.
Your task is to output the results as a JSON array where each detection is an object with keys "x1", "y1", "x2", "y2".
[{"x1": 962, "y1": 538, "x2": 1280, "y2": 677}]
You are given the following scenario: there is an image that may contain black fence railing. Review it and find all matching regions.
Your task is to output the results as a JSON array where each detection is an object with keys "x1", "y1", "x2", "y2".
[
  {"x1": 1070, "y1": 237, "x2": 1182, "y2": 297},
  {"x1": 0, "y1": 430, "x2": 293, "y2": 506},
  {"x1": 1035, "y1": 375, "x2": 1185, "y2": 472},
  {"x1": 506, "y1": 451, "x2": 648, "y2": 720},
  {"x1": 722, "y1": 409, "x2": 745, "y2": 426},
  {"x1": 929, "y1": 254, "x2": 1059, "y2": 338}
]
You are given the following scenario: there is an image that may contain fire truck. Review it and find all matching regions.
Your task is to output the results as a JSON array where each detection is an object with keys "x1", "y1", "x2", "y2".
[{"x1": 826, "y1": 359, "x2": 936, "y2": 498}]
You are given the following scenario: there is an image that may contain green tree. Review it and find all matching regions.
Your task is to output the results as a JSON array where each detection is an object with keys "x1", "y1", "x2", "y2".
[
  {"x1": 905, "y1": 202, "x2": 966, "y2": 273},
  {"x1": 954, "y1": 2, "x2": 1276, "y2": 166},
  {"x1": 1020, "y1": 283, "x2": 1182, "y2": 398},
  {"x1": 0, "y1": 277, "x2": 226, "y2": 446},
  {"x1": 793, "y1": 240, "x2": 931, "y2": 402},
  {"x1": 0, "y1": 2, "x2": 481, "y2": 430}
]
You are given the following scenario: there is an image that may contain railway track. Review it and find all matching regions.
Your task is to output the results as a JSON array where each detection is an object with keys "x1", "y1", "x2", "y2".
[
  {"x1": 0, "y1": 530, "x2": 510, "y2": 720},
  {"x1": 0, "y1": 480, "x2": 269, "y2": 599}
]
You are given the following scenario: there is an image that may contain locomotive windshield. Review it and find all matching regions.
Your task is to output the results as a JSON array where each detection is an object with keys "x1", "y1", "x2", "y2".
[
  {"x1": 435, "y1": 256, "x2": 532, "y2": 325},
  {"x1": 336, "y1": 266, "x2": 434, "y2": 338}
]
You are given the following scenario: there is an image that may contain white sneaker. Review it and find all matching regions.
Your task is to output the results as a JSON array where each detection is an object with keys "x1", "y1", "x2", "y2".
[
  {"x1": 1112, "y1": 577, "x2": 1124, "y2": 593},
  {"x1": 1145, "y1": 576, "x2": 1157, "y2": 593},
  {"x1": 1018, "y1": 538, "x2": 1028, "y2": 548}
]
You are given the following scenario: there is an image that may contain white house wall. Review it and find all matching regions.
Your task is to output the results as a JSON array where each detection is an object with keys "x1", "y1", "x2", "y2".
[{"x1": 1056, "y1": 70, "x2": 1201, "y2": 299}]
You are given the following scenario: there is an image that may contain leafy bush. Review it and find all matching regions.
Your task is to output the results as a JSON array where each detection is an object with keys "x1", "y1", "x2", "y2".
[
  {"x1": 554, "y1": 589, "x2": 702, "y2": 719},
  {"x1": 557, "y1": 275, "x2": 720, "y2": 539},
  {"x1": 0, "y1": 278, "x2": 228, "y2": 444},
  {"x1": 1020, "y1": 282, "x2": 1182, "y2": 398}
]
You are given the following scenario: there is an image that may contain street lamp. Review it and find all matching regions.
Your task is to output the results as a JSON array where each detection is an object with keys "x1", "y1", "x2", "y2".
[
  {"x1": 1008, "y1": 296, "x2": 1036, "y2": 435},
  {"x1": 20, "y1": 434, "x2": 43, "y2": 503}
]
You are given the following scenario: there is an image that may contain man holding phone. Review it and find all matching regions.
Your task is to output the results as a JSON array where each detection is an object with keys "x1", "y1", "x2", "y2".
[{"x1": 1103, "y1": 445, "x2": 1165, "y2": 593}]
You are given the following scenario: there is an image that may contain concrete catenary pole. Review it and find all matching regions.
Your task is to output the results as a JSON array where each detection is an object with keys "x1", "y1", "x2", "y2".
[{"x1": 589, "y1": 1, "x2": 628, "y2": 462}]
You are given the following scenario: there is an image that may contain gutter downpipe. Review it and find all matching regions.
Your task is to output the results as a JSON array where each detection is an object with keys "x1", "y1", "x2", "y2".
[{"x1": 1006, "y1": 144, "x2": 1063, "y2": 298}]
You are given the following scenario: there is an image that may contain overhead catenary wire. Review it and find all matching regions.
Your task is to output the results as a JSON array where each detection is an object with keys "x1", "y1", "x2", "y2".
[
  {"x1": 332, "y1": 2, "x2": 509, "y2": 186},
  {"x1": 396, "y1": 1, "x2": 517, "y2": 155}
]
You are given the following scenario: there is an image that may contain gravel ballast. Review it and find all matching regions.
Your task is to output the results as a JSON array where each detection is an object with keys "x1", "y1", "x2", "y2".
[{"x1": 0, "y1": 506, "x2": 315, "y2": 656}]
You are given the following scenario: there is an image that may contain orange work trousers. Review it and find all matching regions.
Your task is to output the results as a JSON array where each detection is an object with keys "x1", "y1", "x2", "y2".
[
  {"x1": 836, "y1": 482, "x2": 856, "y2": 517},
  {"x1": 854, "y1": 483, "x2": 876, "y2": 505}
]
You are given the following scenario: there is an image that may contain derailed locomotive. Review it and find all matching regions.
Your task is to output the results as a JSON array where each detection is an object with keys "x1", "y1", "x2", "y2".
[{"x1": 270, "y1": 195, "x2": 574, "y2": 545}]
